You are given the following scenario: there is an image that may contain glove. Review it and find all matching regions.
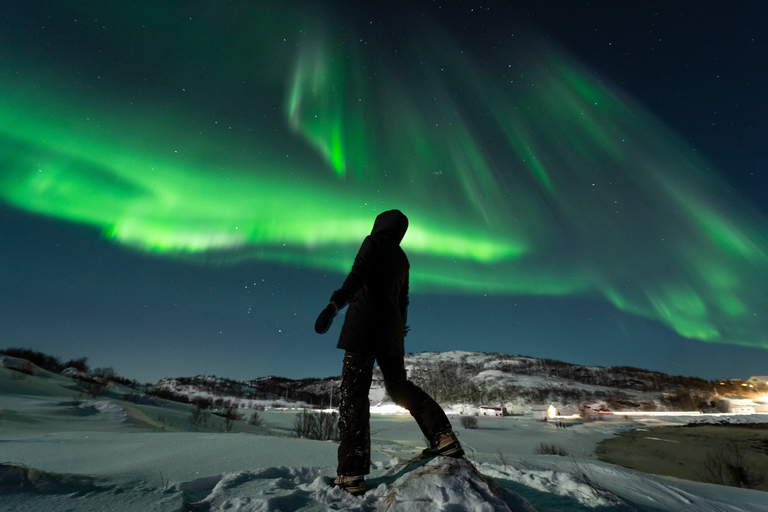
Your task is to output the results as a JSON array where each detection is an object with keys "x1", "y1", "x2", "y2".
[
  {"x1": 404, "y1": 325, "x2": 411, "y2": 337},
  {"x1": 314, "y1": 303, "x2": 339, "y2": 334}
]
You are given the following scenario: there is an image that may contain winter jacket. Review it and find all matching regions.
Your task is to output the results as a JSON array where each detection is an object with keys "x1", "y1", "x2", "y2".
[{"x1": 331, "y1": 210, "x2": 409, "y2": 355}]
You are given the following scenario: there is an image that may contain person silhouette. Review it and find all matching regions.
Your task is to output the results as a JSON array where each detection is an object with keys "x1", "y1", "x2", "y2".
[{"x1": 315, "y1": 209, "x2": 463, "y2": 496}]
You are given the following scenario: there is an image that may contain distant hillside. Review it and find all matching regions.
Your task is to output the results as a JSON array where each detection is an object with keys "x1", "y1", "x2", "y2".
[
  {"x1": 400, "y1": 351, "x2": 717, "y2": 412},
  {"x1": 154, "y1": 351, "x2": 726, "y2": 413},
  {"x1": 156, "y1": 374, "x2": 340, "y2": 409},
  {"x1": 4, "y1": 347, "x2": 755, "y2": 413}
]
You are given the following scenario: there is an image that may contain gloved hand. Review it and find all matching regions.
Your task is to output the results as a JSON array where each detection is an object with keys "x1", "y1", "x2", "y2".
[
  {"x1": 404, "y1": 325, "x2": 410, "y2": 337},
  {"x1": 314, "y1": 303, "x2": 339, "y2": 334}
]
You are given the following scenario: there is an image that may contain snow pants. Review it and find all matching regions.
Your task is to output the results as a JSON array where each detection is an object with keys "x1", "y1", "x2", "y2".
[{"x1": 337, "y1": 351, "x2": 453, "y2": 476}]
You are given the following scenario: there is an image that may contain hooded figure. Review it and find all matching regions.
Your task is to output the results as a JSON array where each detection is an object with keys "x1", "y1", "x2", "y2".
[
  {"x1": 330, "y1": 209, "x2": 410, "y2": 355},
  {"x1": 315, "y1": 209, "x2": 463, "y2": 496}
]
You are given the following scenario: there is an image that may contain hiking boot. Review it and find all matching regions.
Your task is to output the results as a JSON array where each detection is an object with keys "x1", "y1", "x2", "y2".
[
  {"x1": 421, "y1": 430, "x2": 465, "y2": 458},
  {"x1": 332, "y1": 474, "x2": 366, "y2": 496}
]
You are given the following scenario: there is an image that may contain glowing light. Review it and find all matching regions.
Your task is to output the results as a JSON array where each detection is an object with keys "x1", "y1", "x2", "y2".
[
  {"x1": 370, "y1": 404, "x2": 410, "y2": 415},
  {"x1": 1, "y1": 3, "x2": 767, "y2": 351}
]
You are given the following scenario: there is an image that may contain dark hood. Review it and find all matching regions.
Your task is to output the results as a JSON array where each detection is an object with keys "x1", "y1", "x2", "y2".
[{"x1": 371, "y1": 209, "x2": 408, "y2": 245}]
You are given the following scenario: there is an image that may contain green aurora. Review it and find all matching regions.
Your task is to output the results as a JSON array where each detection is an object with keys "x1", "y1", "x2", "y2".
[{"x1": 1, "y1": 3, "x2": 767, "y2": 351}]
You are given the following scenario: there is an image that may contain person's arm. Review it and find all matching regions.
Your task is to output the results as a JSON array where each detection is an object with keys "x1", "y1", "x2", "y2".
[
  {"x1": 330, "y1": 236, "x2": 375, "y2": 308},
  {"x1": 315, "y1": 236, "x2": 377, "y2": 335}
]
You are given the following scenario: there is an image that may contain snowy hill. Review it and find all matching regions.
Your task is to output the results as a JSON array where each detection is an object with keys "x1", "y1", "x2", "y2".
[
  {"x1": 155, "y1": 350, "x2": 717, "y2": 414},
  {"x1": 400, "y1": 351, "x2": 715, "y2": 412},
  {"x1": 155, "y1": 374, "x2": 342, "y2": 410}
]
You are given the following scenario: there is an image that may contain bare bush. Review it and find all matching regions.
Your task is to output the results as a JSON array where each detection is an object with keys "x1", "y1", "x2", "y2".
[
  {"x1": 293, "y1": 410, "x2": 339, "y2": 441},
  {"x1": 535, "y1": 442, "x2": 569, "y2": 456},
  {"x1": 221, "y1": 405, "x2": 243, "y2": 433},
  {"x1": 570, "y1": 460, "x2": 617, "y2": 502},
  {"x1": 190, "y1": 405, "x2": 211, "y2": 427},
  {"x1": 248, "y1": 412, "x2": 263, "y2": 426},
  {"x1": 191, "y1": 396, "x2": 213, "y2": 410},
  {"x1": 459, "y1": 415, "x2": 479, "y2": 429}
]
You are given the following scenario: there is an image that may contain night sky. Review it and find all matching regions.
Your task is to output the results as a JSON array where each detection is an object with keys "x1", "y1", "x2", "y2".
[{"x1": 1, "y1": 1, "x2": 767, "y2": 384}]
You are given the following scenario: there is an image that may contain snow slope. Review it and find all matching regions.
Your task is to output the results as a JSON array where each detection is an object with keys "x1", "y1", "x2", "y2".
[{"x1": 1, "y1": 357, "x2": 767, "y2": 511}]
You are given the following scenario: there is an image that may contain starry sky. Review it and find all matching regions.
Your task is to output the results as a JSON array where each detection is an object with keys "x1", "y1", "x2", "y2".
[{"x1": 1, "y1": 1, "x2": 767, "y2": 384}]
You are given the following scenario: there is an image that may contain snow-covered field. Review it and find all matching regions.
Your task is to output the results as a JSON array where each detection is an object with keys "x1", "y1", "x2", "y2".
[{"x1": 1, "y1": 360, "x2": 767, "y2": 511}]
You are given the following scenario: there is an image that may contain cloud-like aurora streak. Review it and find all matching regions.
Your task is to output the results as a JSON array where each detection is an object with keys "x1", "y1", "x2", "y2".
[{"x1": 1, "y1": 3, "x2": 767, "y2": 351}]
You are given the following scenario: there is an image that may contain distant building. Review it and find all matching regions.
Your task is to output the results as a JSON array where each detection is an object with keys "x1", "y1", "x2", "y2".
[
  {"x1": 716, "y1": 396, "x2": 756, "y2": 414},
  {"x1": 747, "y1": 376, "x2": 768, "y2": 391},
  {"x1": 480, "y1": 405, "x2": 509, "y2": 416},
  {"x1": 532, "y1": 404, "x2": 557, "y2": 420}
]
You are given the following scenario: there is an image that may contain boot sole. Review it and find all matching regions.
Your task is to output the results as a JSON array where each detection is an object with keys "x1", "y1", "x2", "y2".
[
  {"x1": 331, "y1": 478, "x2": 366, "y2": 496},
  {"x1": 342, "y1": 484, "x2": 367, "y2": 496},
  {"x1": 421, "y1": 441, "x2": 465, "y2": 459}
]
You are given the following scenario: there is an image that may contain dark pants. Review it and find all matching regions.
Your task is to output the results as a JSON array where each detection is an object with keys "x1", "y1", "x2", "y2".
[{"x1": 337, "y1": 351, "x2": 452, "y2": 476}]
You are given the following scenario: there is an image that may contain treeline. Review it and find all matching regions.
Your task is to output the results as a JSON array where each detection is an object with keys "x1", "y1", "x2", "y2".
[
  {"x1": 501, "y1": 356, "x2": 713, "y2": 393},
  {"x1": 1, "y1": 347, "x2": 89, "y2": 374},
  {"x1": 0, "y1": 347, "x2": 131, "y2": 387},
  {"x1": 0, "y1": 347, "x2": 146, "y2": 399},
  {"x1": 160, "y1": 375, "x2": 340, "y2": 408}
]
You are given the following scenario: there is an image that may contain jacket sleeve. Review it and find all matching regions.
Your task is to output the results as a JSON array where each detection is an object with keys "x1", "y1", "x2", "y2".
[
  {"x1": 400, "y1": 274, "x2": 409, "y2": 326},
  {"x1": 329, "y1": 236, "x2": 375, "y2": 308}
]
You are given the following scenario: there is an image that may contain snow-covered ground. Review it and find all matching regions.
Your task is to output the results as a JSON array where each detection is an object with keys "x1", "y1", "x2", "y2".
[{"x1": 1, "y1": 360, "x2": 767, "y2": 511}]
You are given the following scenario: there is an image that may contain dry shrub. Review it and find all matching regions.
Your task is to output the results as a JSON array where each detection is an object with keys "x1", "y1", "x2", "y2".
[
  {"x1": 534, "y1": 442, "x2": 568, "y2": 456},
  {"x1": 294, "y1": 410, "x2": 339, "y2": 441}
]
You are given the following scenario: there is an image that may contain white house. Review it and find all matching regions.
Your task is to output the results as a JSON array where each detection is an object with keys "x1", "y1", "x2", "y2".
[
  {"x1": 716, "y1": 396, "x2": 756, "y2": 414},
  {"x1": 532, "y1": 404, "x2": 557, "y2": 420}
]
